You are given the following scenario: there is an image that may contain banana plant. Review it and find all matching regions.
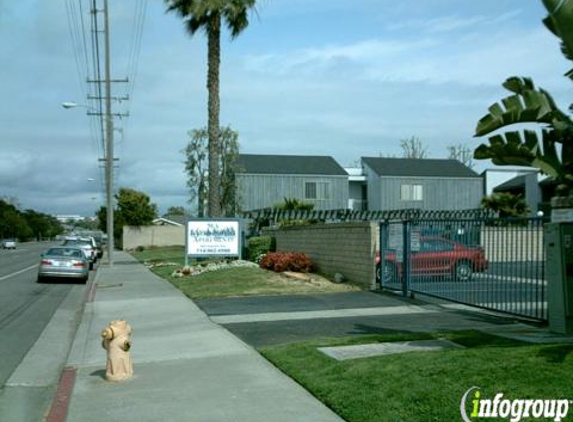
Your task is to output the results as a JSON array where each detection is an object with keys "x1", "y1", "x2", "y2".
[{"x1": 474, "y1": 0, "x2": 573, "y2": 196}]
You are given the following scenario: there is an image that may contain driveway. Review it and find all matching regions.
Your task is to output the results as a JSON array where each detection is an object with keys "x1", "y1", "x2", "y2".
[{"x1": 196, "y1": 291, "x2": 521, "y2": 347}]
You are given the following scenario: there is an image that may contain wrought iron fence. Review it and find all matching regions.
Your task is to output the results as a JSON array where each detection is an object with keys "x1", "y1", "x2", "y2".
[
  {"x1": 243, "y1": 208, "x2": 497, "y2": 233},
  {"x1": 377, "y1": 217, "x2": 548, "y2": 321}
]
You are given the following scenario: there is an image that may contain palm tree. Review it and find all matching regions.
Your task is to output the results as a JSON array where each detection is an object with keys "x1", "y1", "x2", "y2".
[
  {"x1": 165, "y1": 0, "x2": 256, "y2": 217},
  {"x1": 474, "y1": 0, "x2": 573, "y2": 197}
]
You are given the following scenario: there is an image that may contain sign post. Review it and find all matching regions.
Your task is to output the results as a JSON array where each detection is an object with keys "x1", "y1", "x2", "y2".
[{"x1": 184, "y1": 219, "x2": 241, "y2": 267}]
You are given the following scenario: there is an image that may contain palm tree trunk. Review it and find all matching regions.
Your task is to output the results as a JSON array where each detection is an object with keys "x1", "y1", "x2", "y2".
[
  {"x1": 198, "y1": 179, "x2": 206, "y2": 218},
  {"x1": 207, "y1": 13, "x2": 222, "y2": 217}
]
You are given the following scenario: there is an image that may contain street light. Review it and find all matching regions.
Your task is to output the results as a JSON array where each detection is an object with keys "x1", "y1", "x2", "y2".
[
  {"x1": 63, "y1": 100, "x2": 115, "y2": 265},
  {"x1": 62, "y1": 101, "x2": 80, "y2": 109}
]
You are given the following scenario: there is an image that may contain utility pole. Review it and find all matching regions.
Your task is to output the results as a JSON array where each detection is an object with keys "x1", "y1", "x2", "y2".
[{"x1": 103, "y1": 0, "x2": 114, "y2": 265}]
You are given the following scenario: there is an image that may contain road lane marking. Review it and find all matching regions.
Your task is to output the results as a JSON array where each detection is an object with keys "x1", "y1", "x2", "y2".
[{"x1": 0, "y1": 264, "x2": 39, "y2": 281}]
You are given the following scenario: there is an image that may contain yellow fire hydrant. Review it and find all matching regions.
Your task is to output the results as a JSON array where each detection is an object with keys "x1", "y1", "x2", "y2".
[{"x1": 101, "y1": 320, "x2": 133, "y2": 382}]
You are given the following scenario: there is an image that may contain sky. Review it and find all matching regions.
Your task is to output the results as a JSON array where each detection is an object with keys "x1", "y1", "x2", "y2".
[{"x1": 0, "y1": 0, "x2": 571, "y2": 216}]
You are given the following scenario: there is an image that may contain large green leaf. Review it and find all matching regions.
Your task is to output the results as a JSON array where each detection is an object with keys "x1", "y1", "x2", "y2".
[
  {"x1": 473, "y1": 1, "x2": 573, "y2": 196},
  {"x1": 475, "y1": 77, "x2": 560, "y2": 136},
  {"x1": 474, "y1": 130, "x2": 564, "y2": 180},
  {"x1": 543, "y1": 0, "x2": 573, "y2": 80}
]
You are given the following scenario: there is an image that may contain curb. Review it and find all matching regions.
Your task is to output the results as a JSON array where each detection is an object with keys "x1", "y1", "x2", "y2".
[
  {"x1": 45, "y1": 367, "x2": 76, "y2": 422},
  {"x1": 43, "y1": 266, "x2": 102, "y2": 422}
]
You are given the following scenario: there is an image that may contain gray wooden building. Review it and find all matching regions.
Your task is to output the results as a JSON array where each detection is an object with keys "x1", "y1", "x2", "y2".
[
  {"x1": 362, "y1": 157, "x2": 483, "y2": 211},
  {"x1": 235, "y1": 154, "x2": 349, "y2": 211}
]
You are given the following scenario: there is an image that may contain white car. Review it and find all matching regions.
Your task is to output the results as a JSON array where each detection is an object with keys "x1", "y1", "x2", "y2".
[
  {"x1": 2, "y1": 239, "x2": 17, "y2": 249},
  {"x1": 61, "y1": 239, "x2": 96, "y2": 269}
]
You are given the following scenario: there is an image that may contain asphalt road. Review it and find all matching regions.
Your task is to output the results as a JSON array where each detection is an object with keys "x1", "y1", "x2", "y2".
[{"x1": 0, "y1": 242, "x2": 75, "y2": 387}]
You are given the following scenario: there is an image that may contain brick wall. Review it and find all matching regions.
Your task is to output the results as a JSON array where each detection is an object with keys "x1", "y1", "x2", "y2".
[{"x1": 268, "y1": 222, "x2": 377, "y2": 287}]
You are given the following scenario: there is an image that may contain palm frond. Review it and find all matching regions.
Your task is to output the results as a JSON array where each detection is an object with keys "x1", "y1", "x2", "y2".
[
  {"x1": 475, "y1": 129, "x2": 564, "y2": 180},
  {"x1": 475, "y1": 77, "x2": 570, "y2": 136}
]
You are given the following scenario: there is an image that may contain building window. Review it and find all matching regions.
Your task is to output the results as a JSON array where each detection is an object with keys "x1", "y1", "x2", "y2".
[
  {"x1": 305, "y1": 182, "x2": 317, "y2": 199},
  {"x1": 305, "y1": 181, "x2": 330, "y2": 200},
  {"x1": 401, "y1": 184, "x2": 423, "y2": 201}
]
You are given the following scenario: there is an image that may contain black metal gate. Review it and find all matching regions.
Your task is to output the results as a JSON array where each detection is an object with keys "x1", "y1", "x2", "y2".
[{"x1": 377, "y1": 218, "x2": 547, "y2": 321}]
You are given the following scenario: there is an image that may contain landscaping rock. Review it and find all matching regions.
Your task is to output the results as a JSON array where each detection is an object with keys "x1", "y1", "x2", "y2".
[
  {"x1": 334, "y1": 273, "x2": 345, "y2": 283},
  {"x1": 171, "y1": 259, "x2": 258, "y2": 278}
]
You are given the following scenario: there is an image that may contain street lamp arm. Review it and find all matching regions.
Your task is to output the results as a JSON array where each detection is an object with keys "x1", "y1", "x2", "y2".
[{"x1": 61, "y1": 101, "x2": 99, "y2": 113}]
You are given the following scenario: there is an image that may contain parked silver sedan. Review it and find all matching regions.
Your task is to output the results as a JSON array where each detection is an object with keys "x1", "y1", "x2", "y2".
[{"x1": 37, "y1": 247, "x2": 89, "y2": 283}]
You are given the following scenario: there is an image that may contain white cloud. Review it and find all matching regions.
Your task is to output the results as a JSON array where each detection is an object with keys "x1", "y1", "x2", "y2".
[
  {"x1": 243, "y1": 26, "x2": 569, "y2": 90},
  {"x1": 387, "y1": 10, "x2": 523, "y2": 33}
]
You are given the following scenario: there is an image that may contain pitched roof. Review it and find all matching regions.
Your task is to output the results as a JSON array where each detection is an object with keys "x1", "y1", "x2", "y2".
[
  {"x1": 236, "y1": 154, "x2": 348, "y2": 176},
  {"x1": 154, "y1": 215, "x2": 186, "y2": 226},
  {"x1": 493, "y1": 175, "x2": 526, "y2": 192},
  {"x1": 362, "y1": 157, "x2": 480, "y2": 178}
]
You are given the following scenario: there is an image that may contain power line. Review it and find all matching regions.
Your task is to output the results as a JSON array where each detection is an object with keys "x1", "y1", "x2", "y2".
[
  {"x1": 66, "y1": 0, "x2": 149, "y2": 220},
  {"x1": 66, "y1": 0, "x2": 105, "y2": 202}
]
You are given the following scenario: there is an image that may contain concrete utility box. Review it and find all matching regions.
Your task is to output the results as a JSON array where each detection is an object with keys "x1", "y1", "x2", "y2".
[{"x1": 546, "y1": 223, "x2": 573, "y2": 334}]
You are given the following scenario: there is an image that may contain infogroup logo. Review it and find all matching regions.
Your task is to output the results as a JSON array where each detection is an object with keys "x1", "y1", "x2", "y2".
[{"x1": 460, "y1": 387, "x2": 571, "y2": 422}]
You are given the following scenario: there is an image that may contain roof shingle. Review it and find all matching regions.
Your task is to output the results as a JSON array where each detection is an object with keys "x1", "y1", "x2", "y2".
[
  {"x1": 236, "y1": 154, "x2": 348, "y2": 176},
  {"x1": 362, "y1": 157, "x2": 479, "y2": 178}
]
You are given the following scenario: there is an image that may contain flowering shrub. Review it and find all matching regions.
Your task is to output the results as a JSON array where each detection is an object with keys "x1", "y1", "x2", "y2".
[{"x1": 259, "y1": 252, "x2": 314, "y2": 273}]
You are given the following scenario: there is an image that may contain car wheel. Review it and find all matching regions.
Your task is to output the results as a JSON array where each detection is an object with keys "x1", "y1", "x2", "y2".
[
  {"x1": 454, "y1": 260, "x2": 473, "y2": 282},
  {"x1": 37, "y1": 276, "x2": 44, "y2": 283}
]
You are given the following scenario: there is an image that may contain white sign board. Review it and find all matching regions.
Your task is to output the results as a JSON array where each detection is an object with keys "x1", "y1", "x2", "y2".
[
  {"x1": 386, "y1": 224, "x2": 420, "y2": 263},
  {"x1": 552, "y1": 208, "x2": 573, "y2": 223},
  {"x1": 388, "y1": 224, "x2": 403, "y2": 262},
  {"x1": 410, "y1": 226, "x2": 420, "y2": 252},
  {"x1": 186, "y1": 220, "x2": 240, "y2": 257}
]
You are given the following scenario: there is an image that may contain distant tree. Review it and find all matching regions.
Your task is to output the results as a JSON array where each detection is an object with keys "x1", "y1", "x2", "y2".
[
  {"x1": 116, "y1": 188, "x2": 157, "y2": 226},
  {"x1": 481, "y1": 193, "x2": 529, "y2": 218},
  {"x1": 400, "y1": 136, "x2": 429, "y2": 159},
  {"x1": 1, "y1": 196, "x2": 21, "y2": 209},
  {"x1": 0, "y1": 199, "x2": 32, "y2": 240},
  {"x1": 219, "y1": 127, "x2": 241, "y2": 216},
  {"x1": 474, "y1": 0, "x2": 573, "y2": 196},
  {"x1": 96, "y1": 206, "x2": 107, "y2": 233},
  {"x1": 165, "y1": 206, "x2": 186, "y2": 216},
  {"x1": 72, "y1": 218, "x2": 99, "y2": 231},
  {"x1": 165, "y1": 0, "x2": 257, "y2": 217},
  {"x1": 447, "y1": 143, "x2": 475, "y2": 168},
  {"x1": 96, "y1": 205, "x2": 124, "y2": 247},
  {"x1": 22, "y1": 209, "x2": 64, "y2": 240},
  {"x1": 183, "y1": 128, "x2": 208, "y2": 217},
  {"x1": 2, "y1": 209, "x2": 32, "y2": 240},
  {"x1": 183, "y1": 126, "x2": 241, "y2": 217}
]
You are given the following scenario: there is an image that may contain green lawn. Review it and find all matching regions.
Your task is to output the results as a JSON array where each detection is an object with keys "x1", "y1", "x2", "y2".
[
  {"x1": 131, "y1": 245, "x2": 186, "y2": 264},
  {"x1": 260, "y1": 331, "x2": 573, "y2": 422},
  {"x1": 131, "y1": 246, "x2": 360, "y2": 299}
]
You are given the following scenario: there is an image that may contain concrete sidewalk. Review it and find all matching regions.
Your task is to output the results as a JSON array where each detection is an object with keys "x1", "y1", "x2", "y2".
[{"x1": 65, "y1": 251, "x2": 344, "y2": 422}]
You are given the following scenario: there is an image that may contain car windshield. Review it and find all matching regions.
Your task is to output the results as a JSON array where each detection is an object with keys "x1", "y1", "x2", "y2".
[
  {"x1": 63, "y1": 240, "x2": 92, "y2": 248},
  {"x1": 46, "y1": 248, "x2": 84, "y2": 258}
]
